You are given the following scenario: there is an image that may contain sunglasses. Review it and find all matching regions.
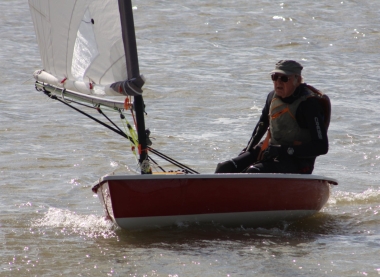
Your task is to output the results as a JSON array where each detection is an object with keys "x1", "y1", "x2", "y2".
[{"x1": 271, "y1": 74, "x2": 290, "y2": 83}]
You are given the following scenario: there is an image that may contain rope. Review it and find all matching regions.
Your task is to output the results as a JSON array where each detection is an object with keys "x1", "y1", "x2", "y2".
[
  {"x1": 148, "y1": 147, "x2": 199, "y2": 174},
  {"x1": 45, "y1": 90, "x2": 199, "y2": 174}
]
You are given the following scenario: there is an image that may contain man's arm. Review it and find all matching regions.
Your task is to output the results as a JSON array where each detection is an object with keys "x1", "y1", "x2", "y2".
[{"x1": 244, "y1": 91, "x2": 273, "y2": 152}]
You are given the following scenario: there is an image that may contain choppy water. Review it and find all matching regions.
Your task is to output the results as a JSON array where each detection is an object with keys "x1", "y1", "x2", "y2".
[{"x1": 1, "y1": 0, "x2": 380, "y2": 276}]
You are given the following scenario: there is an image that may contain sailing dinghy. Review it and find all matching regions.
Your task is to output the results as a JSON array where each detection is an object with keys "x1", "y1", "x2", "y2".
[{"x1": 29, "y1": 0, "x2": 338, "y2": 230}]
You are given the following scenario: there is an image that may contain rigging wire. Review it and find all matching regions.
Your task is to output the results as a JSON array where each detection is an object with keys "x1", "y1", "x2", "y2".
[
  {"x1": 148, "y1": 147, "x2": 199, "y2": 174},
  {"x1": 44, "y1": 90, "x2": 199, "y2": 174}
]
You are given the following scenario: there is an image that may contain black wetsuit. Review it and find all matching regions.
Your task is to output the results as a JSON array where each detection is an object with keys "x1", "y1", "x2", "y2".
[{"x1": 215, "y1": 83, "x2": 329, "y2": 174}]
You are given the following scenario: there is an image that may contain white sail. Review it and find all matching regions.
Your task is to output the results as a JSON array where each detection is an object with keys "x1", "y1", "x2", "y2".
[{"x1": 29, "y1": 0, "x2": 141, "y2": 97}]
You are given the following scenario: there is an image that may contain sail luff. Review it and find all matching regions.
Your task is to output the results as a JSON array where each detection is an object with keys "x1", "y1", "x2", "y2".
[{"x1": 118, "y1": 0, "x2": 151, "y2": 174}]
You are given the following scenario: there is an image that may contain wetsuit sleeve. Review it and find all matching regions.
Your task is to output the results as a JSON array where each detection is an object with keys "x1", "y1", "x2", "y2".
[
  {"x1": 281, "y1": 97, "x2": 328, "y2": 157},
  {"x1": 245, "y1": 92, "x2": 273, "y2": 149}
]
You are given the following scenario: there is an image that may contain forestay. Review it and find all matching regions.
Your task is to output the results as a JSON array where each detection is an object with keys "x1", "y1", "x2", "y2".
[{"x1": 29, "y1": 0, "x2": 142, "y2": 97}]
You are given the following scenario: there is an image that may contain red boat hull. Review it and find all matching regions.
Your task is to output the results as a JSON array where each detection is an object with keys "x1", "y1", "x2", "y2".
[{"x1": 93, "y1": 173, "x2": 337, "y2": 230}]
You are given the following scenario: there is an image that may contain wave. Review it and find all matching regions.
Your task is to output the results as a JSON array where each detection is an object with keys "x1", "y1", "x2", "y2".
[
  {"x1": 328, "y1": 187, "x2": 380, "y2": 205},
  {"x1": 31, "y1": 207, "x2": 117, "y2": 239}
]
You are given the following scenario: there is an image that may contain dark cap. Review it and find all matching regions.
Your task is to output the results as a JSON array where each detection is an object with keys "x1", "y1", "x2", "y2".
[{"x1": 271, "y1": 60, "x2": 303, "y2": 75}]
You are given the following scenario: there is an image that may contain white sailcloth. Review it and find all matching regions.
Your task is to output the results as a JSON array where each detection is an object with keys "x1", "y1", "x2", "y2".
[{"x1": 29, "y1": 0, "x2": 138, "y2": 97}]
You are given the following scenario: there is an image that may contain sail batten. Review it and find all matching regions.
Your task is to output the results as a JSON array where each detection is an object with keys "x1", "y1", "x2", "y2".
[{"x1": 71, "y1": 8, "x2": 99, "y2": 82}]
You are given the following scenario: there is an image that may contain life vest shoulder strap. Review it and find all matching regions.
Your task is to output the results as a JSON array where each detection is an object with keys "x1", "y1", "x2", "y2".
[
  {"x1": 305, "y1": 84, "x2": 331, "y2": 130},
  {"x1": 257, "y1": 128, "x2": 271, "y2": 160}
]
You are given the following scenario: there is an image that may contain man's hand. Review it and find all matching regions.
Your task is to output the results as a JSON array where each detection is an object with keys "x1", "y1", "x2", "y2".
[{"x1": 238, "y1": 147, "x2": 247, "y2": 156}]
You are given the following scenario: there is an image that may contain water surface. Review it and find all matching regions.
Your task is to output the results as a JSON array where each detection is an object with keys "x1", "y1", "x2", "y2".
[{"x1": 1, "y1": 0, "x2": 380, "y2": 276}]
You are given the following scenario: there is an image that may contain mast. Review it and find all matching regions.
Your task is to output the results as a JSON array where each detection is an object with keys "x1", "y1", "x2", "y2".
[{"x1": 118, "y1": 0, "x2": 151, "y2": 174}]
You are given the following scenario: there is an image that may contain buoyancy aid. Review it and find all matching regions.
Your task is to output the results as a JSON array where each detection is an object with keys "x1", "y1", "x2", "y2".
[{"x1": 269, "y1": 84, "x2": 331, "y2": 146}]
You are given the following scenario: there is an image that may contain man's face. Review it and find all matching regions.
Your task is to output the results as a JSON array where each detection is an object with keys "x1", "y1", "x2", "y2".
[{"x1": 271, "y1": 74, "x2": 299, "y2": 98}]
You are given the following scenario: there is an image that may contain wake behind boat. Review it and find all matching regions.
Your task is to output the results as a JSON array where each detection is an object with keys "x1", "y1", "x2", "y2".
[{"x1": 29, "y1": 0, "x2": 338, "y2": 230}]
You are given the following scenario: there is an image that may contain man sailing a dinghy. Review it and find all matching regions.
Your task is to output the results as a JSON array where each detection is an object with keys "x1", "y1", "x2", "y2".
[{"x1": 215, "y1": 60, "x2": 330, "y2": 174}]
